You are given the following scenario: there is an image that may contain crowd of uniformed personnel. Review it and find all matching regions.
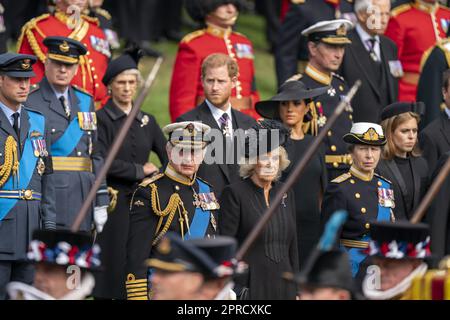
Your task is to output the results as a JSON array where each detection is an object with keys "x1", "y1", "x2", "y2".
[{"x1": 1, "y1": 0, "x2": 450, "y2": 301}]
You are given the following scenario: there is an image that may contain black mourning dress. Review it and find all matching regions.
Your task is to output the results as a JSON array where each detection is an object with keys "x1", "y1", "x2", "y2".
[{"x1": 219, "y1": 178, "x2": 299, "y2": 300}]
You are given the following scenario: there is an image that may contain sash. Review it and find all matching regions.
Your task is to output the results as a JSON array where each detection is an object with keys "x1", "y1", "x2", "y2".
[
  {"x1": 50, "y1": 90, "x2": 91, "y2": 156},
  {"x1": 344, "y1": 177, "x2": 392, "y2": 277},
  {"x1": 0, "y1": 111, "x2": 45, "y2": 221},
  {"x1": 184, "y1": 179, "x2": 212, "y2": 240}
]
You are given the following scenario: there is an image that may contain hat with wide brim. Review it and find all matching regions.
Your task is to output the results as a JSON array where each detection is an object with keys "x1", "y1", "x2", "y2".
[{"x1": 255, "y1": 80, "x2": 329, "y2": 119}]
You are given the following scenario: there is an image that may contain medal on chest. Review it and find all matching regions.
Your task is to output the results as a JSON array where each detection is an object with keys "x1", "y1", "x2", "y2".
[
  {"x1": 31, "y1": 132, "x2": 48, "y2": 157},
  {"x1": 78, "y1": 112, "x2": 97, "y2": 131},
  {"x1": 378, "y1": 187, "x2": 395, "y2": 208},
  {"x1": 327, "y1": 87, "x2": 336, "y2": 97}
]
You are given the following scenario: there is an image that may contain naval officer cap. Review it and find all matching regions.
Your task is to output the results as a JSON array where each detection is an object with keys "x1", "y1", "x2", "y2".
[
  {"x1": 43, "y1": 36, "x2": 87, "y2": 65},
  {"x1": 343, "y1": 122, "x2": 387, "y2": 146},
  {"x1": 302, "y1": 19, "x2": 354, "y2": 45},
  {"x1": 163, "y1": 121, "x2": 211, "y2": 150},
  {"x1": 0, "y1": 53, "x2": 37, "y2": 78}
]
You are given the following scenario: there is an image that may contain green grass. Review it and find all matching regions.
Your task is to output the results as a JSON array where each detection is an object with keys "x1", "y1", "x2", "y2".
[{"x1": 138, "y1": 13, "x2": 277, "y2": 166}]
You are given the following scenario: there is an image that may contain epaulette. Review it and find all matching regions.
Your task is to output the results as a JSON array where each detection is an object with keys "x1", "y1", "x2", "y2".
[
  {"x1": 181, "y1": 30, "x2": 205, "y2": 44},
  {"x1": 291, "y1": 0, "x2": 305, "y2": 4},
  {"x1": 391, "y1": 4, "x2": 411, "y2": 17},
  {"x1": 439, "y1": 4, "x2": 450, "y2": 12},
  {"x1": 17, "y1": 14, "x2": 51, "y2": 62},
  {"x1": 95, "y1": 8, "x2": 111, "y2": 20},
  {"x1": 72, "y1": 85, "x2": 93, "y2": 97},
  {"x1": 332, "y1": 72, "x2": 345, "y2": 82},
  {"x1": 196, "y1": 176, "x2": 213, "y2": 188},
  {"x1": 285, "y1": 73, "x2": 303, "y2": 82},
  {"x1": 139, "y1": 173, "x2": 164, "y2": 187},
  {"x1": 374, "y1": 173, "x2": 392, "y2": 185},
  {"x1": 82, "y1": 14, "x2": 100, "y2": 26},
  {"x1": 331, "y1": 172, "x2": 351, "y2": 184},
  {"x1": 232, "y1": 31, "x2": 249, "y2": 39}
]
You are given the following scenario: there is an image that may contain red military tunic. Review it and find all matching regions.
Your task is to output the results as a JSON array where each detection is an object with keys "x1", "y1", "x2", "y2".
[
  {"x1": 385, "y1": 1, "x2": 450, "y2": 102},
  {"x1": 17, "y1": 11, "x2": 110, "y2": 106},
  {"x1": 169, "y1": 24, "x2": 260, "y2": 121}
]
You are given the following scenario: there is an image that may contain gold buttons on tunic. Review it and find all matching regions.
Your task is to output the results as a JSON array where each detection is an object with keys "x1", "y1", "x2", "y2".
[
  {"x1": 350, "y1": 179, "x2": 355, "y2": 184},
  {"x1": 349, "y1": 114, "x2": 353, "y2": 120},
  {"x1": 331, "y1": 145, "x2": 337, "y2": 152},
  {"x1": 365, "y1": 223, "x2": 370, "y2": 229},
  {"x1": 361, "y1": 207, "x2": 367, "y2": 214},
  {"x1": 339, "y1": 85, "x2": 344, "y2": 91},
  {"x1": 378, "y1": 181, "x2": 382, "y2": 187},
  {"x1": 333, "y1": 162, "x2": 339, "y2": 168},
  {"x1": 175, "y1": 185, "x2": 180, "y2": 191},
  {"x1": 327, "y1": 130, "x2": 332, "y2": 137},
  {"x1": 355, "y1": 193, "x2": 361, "y2": 199}
]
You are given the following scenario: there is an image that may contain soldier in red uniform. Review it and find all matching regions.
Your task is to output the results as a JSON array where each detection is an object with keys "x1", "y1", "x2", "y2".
[
  {"x1": 169, "y1": 0, "x2": 260, "y2": 121},
  {"x1": 17, "y1": 0, "x2": 110, "y2": 107},
  {"x1": 385, "y1": 0, "x2": 450, "y2": 102}
]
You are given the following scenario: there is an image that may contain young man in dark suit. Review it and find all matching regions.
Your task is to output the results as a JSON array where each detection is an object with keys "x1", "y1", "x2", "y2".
[
  {"x1": 340, "y1": 0, "x2": 400, "y2": 123},
  {"x1": 420, "y1": 69, "x2": 450, "y2": 174},
  {"x1": 177, "y1": 53, "x2": 256, "y2": 196}
]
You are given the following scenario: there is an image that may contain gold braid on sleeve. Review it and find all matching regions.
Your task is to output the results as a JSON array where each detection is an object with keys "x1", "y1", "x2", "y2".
[
  {"x1": 149, "y1": 183, "x2": 189, "y2": 245},
  {"x1": 0, "y1": 136, "x2": 19, "y2": 188}
]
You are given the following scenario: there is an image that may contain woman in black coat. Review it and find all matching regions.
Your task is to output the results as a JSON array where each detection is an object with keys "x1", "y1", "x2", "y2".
[
  {"x1": 93, "y1": 49, "x2": 168, "y2": 299},
  {"x1": 219, "y1": 120, "x2": 299, "y2": 300},
  {"x1": 255, "y1": 80, "x2": 328, "y2": 269},
  {"x1": 377, "y1": 102, "x2": 429, "y2": 221}
]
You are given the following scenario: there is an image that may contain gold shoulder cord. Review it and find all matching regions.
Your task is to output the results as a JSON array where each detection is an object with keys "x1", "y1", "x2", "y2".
[
  {"x1": 149, "y1": 183, "x2": 190, "y2": 245},
  {"x1": 0, "y1": 136, "x2": 19, "y2": 188}
]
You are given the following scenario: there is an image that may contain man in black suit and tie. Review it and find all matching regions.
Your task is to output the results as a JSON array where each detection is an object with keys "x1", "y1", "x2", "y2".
[
  {"x1": 177, "y1": 53, "x2": 256, "y2": 196},
  {"x1": 340, "y1": 0, "x2": 401, "y2": 123},
  {"x1": 420, "y1": 69, "x2": 450, "y2": 174}
]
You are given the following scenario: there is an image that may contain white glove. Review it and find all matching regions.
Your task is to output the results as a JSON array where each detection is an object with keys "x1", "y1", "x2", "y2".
[{"x1": 94, "y1": 206, "x2": 108, "y2": 233}]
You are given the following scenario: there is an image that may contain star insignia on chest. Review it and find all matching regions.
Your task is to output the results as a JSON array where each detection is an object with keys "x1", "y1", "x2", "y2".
[{"x1": 327, "y1": 87, "x2": 336, "y2": 97}]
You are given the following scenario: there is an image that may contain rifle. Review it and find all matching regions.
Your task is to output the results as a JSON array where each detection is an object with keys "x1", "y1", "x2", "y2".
[
  {"x1": 71, "y1": 57, "x2": 164, "y2": 232},
  {"x1": 235, "y1": 80, "x2": 362, "y2": 261}
]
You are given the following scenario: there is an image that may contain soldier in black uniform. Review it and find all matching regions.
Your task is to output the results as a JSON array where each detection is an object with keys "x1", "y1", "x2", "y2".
[
  {"x1": 275, "y1": 0, "x2": 355, "y2": 85},
  {"x1": 322, "y1": 122, "x2": 395, "y2": 278},
  {"x1": 125, "y1": 121, "x2": 219, "y2": 300},
  {"x1": 148, "y1": 232, "x2": 243, "y2": 300},
  {"x1": 298, "y1": 19, "x2": 354, "y2": 180}
]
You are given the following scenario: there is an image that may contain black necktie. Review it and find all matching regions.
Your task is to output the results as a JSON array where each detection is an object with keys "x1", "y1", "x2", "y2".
[
  {"x1": 59, "y1": 95, "x2": 71, "y2": 118},
  {"x1": 367, "y1": 38, "x2": 380, "y2": 63},
  {"x1": 12, "y1": 112, "x2": 20, "y2": 138}
]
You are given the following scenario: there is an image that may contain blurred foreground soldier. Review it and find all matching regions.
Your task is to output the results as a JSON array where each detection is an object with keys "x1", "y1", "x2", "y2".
[
  {"x1": 300, "y1": 19, "x2": 354, "y2": 180},
  {"x1": 88, "y1": 0, "x2": 120, "y2": 50},
  {"x1": 26, "y1": 36, "x2": 109, "y2": 233},
  {"x1": 93, "y1": 47, "x2": 168, "y2": 300},
  {"x1": 322, "y1": 122, "x2": 394, "y2": 277},
  {"x1": 385, "y1": 0, "x2": 450, "y2": 101},
  {"x1": 125, "y1": 121, "x2": 219, "y2": 300},
  {"x1": 148, "y1": 232, "x2": 243, "y2": 300},
  {"x1": 378, "y1": 102, "x2": 429, "y2": 221},
  {"x1": 169, "y1": 0, "x2": 260, "y2": 121},
  {"x1": 0, "y1": 53, "x2": 55, "y2": 299},
  {"x1": 340, "y1": 0, "x2": 400, "y2": 123},
  {"x1": 6, "y1": 229, "x2": 101, "y2": 300},
  {"x1": 362, "y1": 221, "x2": 431, "y2": 300},
  {"x1": 290, "y1": 250, "x2": 355, "y2": 300},
  {"x1": 419, "y1": 70, "x2": 450, "y2": 173},
  {"x1": 275, "y1": 0, "x2": 355, "y2": 85},
  {"x1": 409, "y1": 256, "x2": 450, "y2": 299},
  {"x1": 18, "y1": 0, "x2": 110, "y2": 105}
]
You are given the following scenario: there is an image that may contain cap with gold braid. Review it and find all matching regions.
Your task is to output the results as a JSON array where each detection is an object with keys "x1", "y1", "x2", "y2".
[
  {"x1": 0, "y1": 53, "x2": 37, "y2": 77},
  {"x1": 43, "y1": 36, "x2": 87, "y2": 65},
  {"x1": 343, "y1": 122, "x2": 387, "y2": 146},
  {"x1": 301, "y1": 19, "x2": 354, "y2": 45}
]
